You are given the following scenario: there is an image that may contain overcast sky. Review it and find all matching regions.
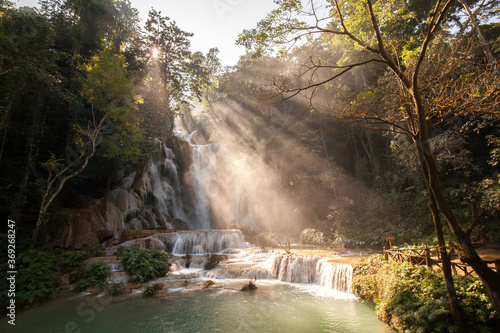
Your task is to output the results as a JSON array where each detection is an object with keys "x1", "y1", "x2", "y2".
[{"x1": 15, "y1": 0, "x2": 278, "y2": 66}]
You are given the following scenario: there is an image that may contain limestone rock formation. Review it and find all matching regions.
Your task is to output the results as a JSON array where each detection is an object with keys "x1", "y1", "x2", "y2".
[{"x1": 46, "y1": 141, "x2": 192, "y2": 249}]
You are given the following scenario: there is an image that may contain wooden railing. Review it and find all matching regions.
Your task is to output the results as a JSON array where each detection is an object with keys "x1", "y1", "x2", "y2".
[
  {"x1": 383, "y1": 246, "x2": 438, "y2": 268},
  {"x1": 382, "y1": 244, "x2": 499, "y2": 276}
]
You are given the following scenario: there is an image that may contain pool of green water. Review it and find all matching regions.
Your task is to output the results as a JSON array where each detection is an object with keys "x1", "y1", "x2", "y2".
[{"x1": 2, "y1": 281, "x2": 392, "y2": 333}]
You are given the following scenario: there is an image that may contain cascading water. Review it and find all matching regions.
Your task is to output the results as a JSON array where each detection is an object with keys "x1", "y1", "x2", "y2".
[
  {"x1": 147, "y1": 142, "x2": 185, "y2": 222},
  {"x1": 174, "y1": 119, "x2": 258, "y2": 230},
  {"x1": 198, "y1": 250, "x2": 353, "y2": 294},
  {"x1": 187, "y1": 144, "x2": 221, "y2": 229},
  {"x1": 156, "y1": 229, "x2": 248, "y2": 255}
]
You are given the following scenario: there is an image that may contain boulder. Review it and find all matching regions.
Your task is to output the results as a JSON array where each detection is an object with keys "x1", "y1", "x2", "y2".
[
  {"x1": 73, "y1": 232, "x2": 101, "y2": 249},
  {"x1": 171, "y1": 218, "x2": 189, "y2": 230},
  {"x1": 47, "y1": 208, "x2": 101, "y2": 249}
]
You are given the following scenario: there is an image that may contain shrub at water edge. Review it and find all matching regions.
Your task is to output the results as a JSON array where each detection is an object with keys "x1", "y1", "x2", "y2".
[
  {"x1": 117, "y1": 245, "x2": 171, "y2": 282},
  {"x1": 352, "y1": 255, "x2": 498, "y2": 332},
  {"x1": 74, "y1": 261, "x2": 110, "y2": 292},
  {"x1": 106, "y1": 282, "x2": 126, "y2": 295},
  {"x1": 0, "y1": 247, "x2": 101, "y2": 311}
]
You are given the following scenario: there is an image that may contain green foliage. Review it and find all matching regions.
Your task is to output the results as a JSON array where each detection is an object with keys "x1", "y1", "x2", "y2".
[
  {"x1": 74, "y1": 261, "x2": 110, "y2": 292},
  {"x1": 477, "y1": 136, "x2": 500, "y2": 214},
  {"x1": 88, "y1": 244, "x2": 104, "y2": 257},
  {"x1": 0, "y1": 2, "x2": 214, "y2": 249},
  {"x1": 143, "y1": 284, "x2": 161, "y2": 297},
  {"x1": 204, "y1": 253, "x2": 223, "y2": 270},
  {"x1": 353, "y1": 256, "x2": 498, "y2": 332},
  {"x1": 106, "y1": 282, "x2": 125, "y2": 295},
  {"x1": 80, "y1": 47, "x2": 143, "y2": 161},
  {"x1": 0, "y1": 248, "x2": 91, "y2": 310},
  {"x1": 117, "y1": 245, "x2": 170, "y2": 282},
  {"x1": 11, "y1": 251, "x2": 61, "y2": 308}
]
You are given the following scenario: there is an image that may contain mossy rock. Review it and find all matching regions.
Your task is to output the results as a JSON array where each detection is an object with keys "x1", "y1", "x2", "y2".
[
  {"x1": 119, "y1": 229, "x2": 170, "y2": 242},
  {"x1": 203, "y1": 280, "x2": 215, "y2": 289}
]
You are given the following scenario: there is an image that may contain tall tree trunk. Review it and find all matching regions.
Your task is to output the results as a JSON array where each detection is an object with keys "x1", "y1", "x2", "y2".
[
  {"x1": 29, "y1": 117, "x2": 104, "y2": 249},
  {"x1": 423, "y1": 142, "x2": 500, "y2": 313},
  {"x1": 411, "y1": 89, "x2": 500, "y2": 314},
  {"x1": 457, "y1": 0, "x2": 496, "y2": 67},
  {"x1": 429, "y1": 196, "x2": 468, "y2": 332},
  {"x1": 414, "y1": 129, "x2": 468, "y2": 332},
  {"x1": 30, "y1": 189, "x2": 49, "y2": 250}
]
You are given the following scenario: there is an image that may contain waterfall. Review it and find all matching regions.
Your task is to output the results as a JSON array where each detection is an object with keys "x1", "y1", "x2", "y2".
[
  {"x1": 316, "y1": 259, "x2": 353, "y2": 293},
  {"x1": 150, "y1": 143, "x2": 184, "y2": 221},
  {"x1": 187, "y1": 144, "x2": 221, "y2": 229},
  {"x1": 268, "y1": 253, "x2": 352, "y2": 293},
  {"x1": 111, "y1": 120, "x2": 354, "y2": 295},
  {"x1": 174, "y1": 119, "x2": 259, "y2": 231},
  {"x1": 155, "y1": 229, "x2": 247, "y2": 255}
]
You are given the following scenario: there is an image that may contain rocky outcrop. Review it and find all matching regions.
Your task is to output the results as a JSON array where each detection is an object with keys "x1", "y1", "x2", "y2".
[{"x1": 46, "y1": 141, "x2": 193, "y2": 249}]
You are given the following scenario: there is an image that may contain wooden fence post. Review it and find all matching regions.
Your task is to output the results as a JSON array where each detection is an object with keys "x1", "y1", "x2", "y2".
[
  {"x1": 383, "y1": 246, "x2": 388, "y2": 261},
  {"x1": 425, "y1": 245, "x2": 431, "y2": 268}
]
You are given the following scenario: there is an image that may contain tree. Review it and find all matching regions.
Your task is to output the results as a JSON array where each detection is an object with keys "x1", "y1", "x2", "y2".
[
  {"x1": 238, "y1": 0, "x2": 500, "y2": 324},
  {"x1": 0, "y1": 6, "x2": 71, "y2": 246},
  {"x1": 29, "y1": 48, "x2": 142, "y2": 249},
  {"x1": 457, "y1": 0, "x2": 496, "y2": 67}
]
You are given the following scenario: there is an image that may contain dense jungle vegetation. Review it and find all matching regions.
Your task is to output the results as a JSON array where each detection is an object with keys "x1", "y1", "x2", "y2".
[{"x1": 353, "y1": 255, "x2": 498, "y2": 332}]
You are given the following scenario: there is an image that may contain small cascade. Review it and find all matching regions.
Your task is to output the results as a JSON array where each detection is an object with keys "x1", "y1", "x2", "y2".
[
  {"x1": 155, "y1": 229, "x2": 248, "y2": 255},
  {"x1": 184, "y1": 250, "x2": 354, "y2": 294},
  {"x1": 268, "y1": 253, "x2": 353, "y2": 293},
  {"x1": 316, "y1": 259, "x2": 353, "y2": 293},
  {"x1": 87, "y1": 256, "x2": 130, "y2": 283}
]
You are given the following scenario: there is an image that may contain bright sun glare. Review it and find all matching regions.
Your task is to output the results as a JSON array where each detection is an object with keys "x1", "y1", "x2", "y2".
[{"x1": 152, "y1": 48, "x2": 159, "y2": 59}]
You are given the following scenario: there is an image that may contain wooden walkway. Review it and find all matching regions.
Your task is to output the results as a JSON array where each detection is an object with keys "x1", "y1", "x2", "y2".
[{"x1": 383, "y1": 244, "x2": 500, "y2": 276}]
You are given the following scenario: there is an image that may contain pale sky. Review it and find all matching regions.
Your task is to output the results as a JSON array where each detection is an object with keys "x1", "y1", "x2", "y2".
[{"x1": 15, "y1": 0, "x2": 278, "y2": 66}]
